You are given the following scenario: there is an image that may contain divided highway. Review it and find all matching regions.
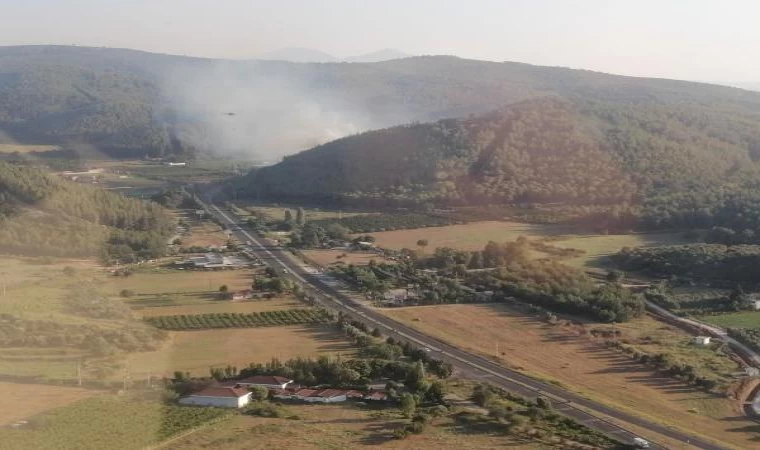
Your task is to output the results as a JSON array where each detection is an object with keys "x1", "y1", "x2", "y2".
[{"x1": 207, "y1": 201, "x2": 728, "y2": 450}]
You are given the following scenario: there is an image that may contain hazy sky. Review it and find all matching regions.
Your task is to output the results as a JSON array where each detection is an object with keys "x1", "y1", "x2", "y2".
[{"x1": 1, "y1": 0, "x2": 758, "y2": 82}]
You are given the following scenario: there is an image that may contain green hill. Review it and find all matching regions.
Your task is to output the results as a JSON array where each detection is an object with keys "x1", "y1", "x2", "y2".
[
  {"x1": 0, "y1": 162, "x2": 174, "y2": 258},
  {"x1": 242, "y1": 98, "x2": 760, "y2": 231},
  {"x1": 2, "y1": 45, "x2": 760, "y2": 158}
]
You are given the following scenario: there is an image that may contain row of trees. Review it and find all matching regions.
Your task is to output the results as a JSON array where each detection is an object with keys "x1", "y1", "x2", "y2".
[
  {"x1": 145, "y1": 309, "x2": 331, "y2": 331},
  {"x1": 613, "y1": 244, "x2": 760, "y2": 286}
]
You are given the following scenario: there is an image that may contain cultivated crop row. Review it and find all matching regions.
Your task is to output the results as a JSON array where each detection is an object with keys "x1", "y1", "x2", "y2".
[{"x1": 145, "y1": 308, "x2": 331, "y2": 330}]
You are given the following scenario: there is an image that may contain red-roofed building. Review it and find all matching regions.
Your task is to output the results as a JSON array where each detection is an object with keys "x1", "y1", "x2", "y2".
[
  {"x1": 178, "y1": 386, "x2": 252, "y2": 408},
  {"x1": 345, "y1": 390, "x2": 364, "y2": 399},
  {"x1": 234, "y1": 375, "x2": 293, "y2": 389},
  {"x1": 365, "y1": 390, "x2": 389, "y2": 401}
]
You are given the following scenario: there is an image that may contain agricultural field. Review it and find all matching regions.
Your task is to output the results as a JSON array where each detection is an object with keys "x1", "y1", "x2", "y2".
[
  {"x1": 241, "y1": 204, "x2": 372, "y2": 222},
  {"x1": 107, "y1": 268, "x2": 256, "y2": 309},
  {"x1": 0, "y1": 394, "x2": 231, "y2": 450},
  {"x1": 176, "y1": 214, "x2": 230, "y2": 249},
  {"x1": 136, "y1": 297, "x2": 307, "y2": 317},
  {"x1": 301, "y1": 249, "x2": 392, "y2": 267},
  {"x1": 144, "y1": 308, "x2": 331, "y2": 330},
  {"x1": 165, "y1": 402, "x2": 541, "y2": 450},
  {"x1": 700, "y1": 311, "x2": 760, "y2": 330},
  {"x1": 0, "y1": 256, "x2": 100, "y2": 316},
  {"x1": 126, "y1": 324, "x2": 356, "y2": 378},
  {"x1": 367, "y1": 221, "x2": 685, "y2": 268},
  {"x1": 0, "y1": 382, "x2": 99, "y2": 426},
  {"x1": 0, "y1": 143, "x2": 60, "y2": 154},
  {"x1": 381, "y1": 303, "x2": 757, "y2": 450}
]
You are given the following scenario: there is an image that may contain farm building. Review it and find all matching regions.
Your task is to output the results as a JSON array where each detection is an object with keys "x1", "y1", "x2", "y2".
[
  {"x1": 178, "y1": 386, "x2": 251, "y2": 408},
  {"x1": 694, "y1": 336, "x2": 711, "y2": 346},
  {"x1": 271, "y1": 388, "x2": 366, "y2": 403},
  {"x1": 232, "y1": 289, "x2": 254, "y2": 300},
  {"x1": 231, "y1": 375, "x2": 293, "y2": 389},
  {"x1": 175, "y1": 253, "x2": 248, "y2": 269}
]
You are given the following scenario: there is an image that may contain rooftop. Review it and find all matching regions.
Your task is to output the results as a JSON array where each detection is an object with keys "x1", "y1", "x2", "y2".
[{"x1": 188, "y1": 386, "x2": 250, "y2": 398}]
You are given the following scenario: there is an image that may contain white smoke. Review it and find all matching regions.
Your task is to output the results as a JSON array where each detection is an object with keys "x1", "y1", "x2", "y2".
[{"x1": 160, "y1": 61, "x2": 371, "y2": 161}]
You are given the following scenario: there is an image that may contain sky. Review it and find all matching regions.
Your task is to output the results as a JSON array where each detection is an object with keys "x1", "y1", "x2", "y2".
[{"x1": 1, "y1": 0, "x2": 758, "y2": 82}]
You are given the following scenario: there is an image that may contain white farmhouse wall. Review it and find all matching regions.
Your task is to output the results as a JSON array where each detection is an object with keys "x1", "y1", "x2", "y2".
[{"x1": 179, "y1": 394, "x2": 250, "y2": 408}]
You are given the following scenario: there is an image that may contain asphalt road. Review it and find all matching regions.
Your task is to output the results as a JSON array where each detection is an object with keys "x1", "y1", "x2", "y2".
[{"x1": 207, "y1": 202, "x2": 728, "y2": 450}]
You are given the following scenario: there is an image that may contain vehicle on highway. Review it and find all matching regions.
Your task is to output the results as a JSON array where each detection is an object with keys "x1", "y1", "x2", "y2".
[
  {"x1": 632, "y1": 437, "x2": 650, "y2": 448},
  {"x1": 422, "y1": 347, "x2": 432, "y2": 352}
]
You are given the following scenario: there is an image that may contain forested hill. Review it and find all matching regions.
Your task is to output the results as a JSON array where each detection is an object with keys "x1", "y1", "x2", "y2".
[
  {"x1": 2, "y1": 45, "x2": 760, "y2": 158},
  {"x1": 243, "y1": 98, "x2": 760, "y2": 231},
  {"x1": 0, "y1": 162, "x2": 174, "y2": 259}
]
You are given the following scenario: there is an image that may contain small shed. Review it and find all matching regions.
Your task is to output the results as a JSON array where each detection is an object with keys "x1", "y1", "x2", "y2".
[{"x1": 694, "y1": 336, "x2": 711, "y2": 346}]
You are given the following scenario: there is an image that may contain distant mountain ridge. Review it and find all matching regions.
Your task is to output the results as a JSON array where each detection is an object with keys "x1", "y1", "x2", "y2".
[
  {"x1": 1, "y1": 45, "x2": 759, "y2": 160},
  {"x1": 254, "y1": 47, "x2": 411, "y2": 63}
]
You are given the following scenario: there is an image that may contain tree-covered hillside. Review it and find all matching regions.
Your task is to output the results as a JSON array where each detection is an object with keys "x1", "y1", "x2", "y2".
[
  {"x1": 243, "y1": 98, "x2": 760, "y2": 231},
  {"x1": 2, "y1": 45, "x2": 760, "y2": 158},
  {"x1": 0, "y1": 162, "x2": 174, "y2": 259}
]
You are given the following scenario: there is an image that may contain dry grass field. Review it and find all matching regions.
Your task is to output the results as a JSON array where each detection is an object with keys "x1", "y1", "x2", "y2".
[
  {"x1": 126, "y1": 324, "x2": 355, "y2": 377},
  {"x1": 368, "y1": 221, "x2": 685, "y2": 268},
  {"x1": 301, "y1": 249, "x2": 392, "y2": 267},
  {"x1": 381, "y1": 304, "x2": 757, "y2": 450},
  {"x1": 107, "y1": 269, "x2": 255, "y2": 308},
  {"x1": 0, "y1": 382, "x2": 99, "y2": 426},
  {"x1": 180, "y1": 220, "x2": 230, "y2": 248},
  {"x1": 166, "y1": 403, "x2": 541, "y2": 450},
  {"x1": 0, "y1": 257, "x2": 100, "y2": 316}
]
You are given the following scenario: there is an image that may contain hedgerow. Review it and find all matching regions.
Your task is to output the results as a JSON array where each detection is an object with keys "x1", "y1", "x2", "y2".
[{"x1": 145, "y1": 308, "x2": 331, "y2": 330}]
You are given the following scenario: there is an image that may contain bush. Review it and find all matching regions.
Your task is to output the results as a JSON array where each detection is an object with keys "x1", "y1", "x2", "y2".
[{"x1": 119, "y1": 289, "x2": 135, "y2": 298}]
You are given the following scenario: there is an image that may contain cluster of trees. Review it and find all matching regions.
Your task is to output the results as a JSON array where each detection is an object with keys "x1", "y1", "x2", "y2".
[
  {"x1": 150, "y1": 188, "x2": 200, "y2": 210},
  {"x1": 0, "y1": 162, "x2": 174, "y2": 259},
  {"x1": 0, "y1": 313, "x2": 165, "y2": 355},
  {"x1": 606, "y1": 341, "x2": 720, "y2": 392},
  {"x1": 469, "y1": 384, "x2": 620, "y2": 448},
  {"x1": 613, "y1": 244, "x2": 760, "y2": 286},
  {"x1": 727, "y1": 328, "x2": 760, "y2": 353},
  {"x1": 144, "y1": 309, "x2": 331, "y2": 331},
  {"x1": 643, "y1": 283, "x2": 754, "y2": 314},
  {"x1": 309, "y1": 214, "x2": 458, "y2": 234}
]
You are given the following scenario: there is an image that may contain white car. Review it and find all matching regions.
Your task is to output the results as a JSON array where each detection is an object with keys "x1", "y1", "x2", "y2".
[{"x1": 632, "y1": 437, "x2": 650, "y2": 448}]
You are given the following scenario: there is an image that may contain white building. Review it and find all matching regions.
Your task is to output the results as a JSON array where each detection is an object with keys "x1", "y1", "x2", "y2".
[
  {"x1": 178, "y1": 386, "x2": 251, "y2": 408},
  {"x1": 694, "y1": 336, "x2": 711, "y2": 346},
  {"x1": 232, "y1": 375, "x2": 293, "y2": 390}
]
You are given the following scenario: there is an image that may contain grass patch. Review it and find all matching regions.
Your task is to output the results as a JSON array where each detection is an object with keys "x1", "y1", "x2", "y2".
[
  {"x1": 301, "y1": 249, "x2": 392, "y2": 267},
  {"x1": 0, "y1": 395, "x2": 231, "y2": 450},
  {"x1": 700, "y1": 311, "x2": 760, "y2": 330},
  {"x1": 0, "y1": 144, "x2": 60, "y2": 154},
  {"x1": 126, "y1": 324, "x2": 356, "y2": 378},
  {"x1": 0, "y1": 382, "x2": 100, "y2": 426},
  {"x1": 367, "y1": 221, "x2": 685, "y2": 268}
]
